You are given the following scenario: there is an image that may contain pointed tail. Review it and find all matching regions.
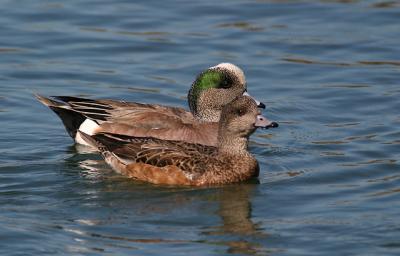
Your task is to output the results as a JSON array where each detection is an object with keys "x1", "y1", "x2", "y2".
[{"x1": 35, "y1": 94, "x2": 86, "y2": 139}]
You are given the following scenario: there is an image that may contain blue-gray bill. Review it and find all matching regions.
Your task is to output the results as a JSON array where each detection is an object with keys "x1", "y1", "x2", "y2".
[{"x1": 255, "y1": 115, "x2": 279, "y2": 129}]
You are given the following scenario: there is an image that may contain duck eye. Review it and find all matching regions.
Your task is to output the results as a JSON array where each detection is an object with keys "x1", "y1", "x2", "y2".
[
  {"x1": 237, "y1": 108, "x2": 246, "y2": 116},
  {"x1": 220, "y1": 79, "x2": 231, "y2": 89}
]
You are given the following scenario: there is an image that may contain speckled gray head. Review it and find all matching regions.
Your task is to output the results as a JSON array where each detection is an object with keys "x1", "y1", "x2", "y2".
[
  {"x1": 217, "y1": 95, "x2": 277, "y2": 153},
  {"x1": 188, "y1": 63, "x2": 265, "y2": 122},
  {"x1": 219, "y1": 95, "x2": 277, "y2": 137}
]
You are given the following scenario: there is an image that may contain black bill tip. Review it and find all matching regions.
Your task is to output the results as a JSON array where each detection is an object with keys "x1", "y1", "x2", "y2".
[
  {"x1": 258, "y1": 102, "x2": 266, "y2": 109},
  {"x1": 262, "y1": 122, "x2": 279, "y2": 129},
  {"x1": 268, "y1": 122, "x2": 279, "y2": 128}
]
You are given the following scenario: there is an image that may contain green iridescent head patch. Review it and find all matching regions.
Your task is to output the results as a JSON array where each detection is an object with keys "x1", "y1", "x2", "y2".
[{"x1": 188, "y1": 69, "x2": 228, "y2": 113}]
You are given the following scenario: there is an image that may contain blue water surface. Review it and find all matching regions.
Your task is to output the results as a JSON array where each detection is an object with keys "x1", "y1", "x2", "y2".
[{"x1": 1, "y1": 0, "x2": 400, "y2": 255}]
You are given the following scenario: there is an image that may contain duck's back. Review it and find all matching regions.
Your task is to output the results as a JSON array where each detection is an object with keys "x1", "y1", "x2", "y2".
[{"x1": 37, "y1": 95, "x2": 220, "y2": 146}]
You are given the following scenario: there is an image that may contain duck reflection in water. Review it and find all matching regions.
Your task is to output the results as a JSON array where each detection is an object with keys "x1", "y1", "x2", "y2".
[
  {"x1": 62, "y1": 154, "x2": 270, "y2": 255},
  {"x1": 203, "y1": 184, "x2": 270, "y2": 255}
]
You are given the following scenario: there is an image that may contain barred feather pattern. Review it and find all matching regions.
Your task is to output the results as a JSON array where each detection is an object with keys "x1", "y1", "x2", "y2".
[
  {"x1": 87, "y1": 132, "x2": 259, "y2": 185},
  {"x1": 92, "y1": 132, "x2": 219, "y2": 179},
  {"x1": 53, "y1": 96, "x2": 194, "y2": 124}
]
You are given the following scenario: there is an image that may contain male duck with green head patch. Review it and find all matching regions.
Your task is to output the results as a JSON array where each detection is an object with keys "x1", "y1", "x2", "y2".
[
  {"x1": 189, "y1": 63, "x2": 265, "y2": 122},
  {"x1": 36, "y1": 63, "x2": 273, "y2": 147}
]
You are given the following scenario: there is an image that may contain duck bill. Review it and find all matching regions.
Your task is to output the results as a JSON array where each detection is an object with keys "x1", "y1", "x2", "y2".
[
  {"x1": 243, "y1": 91, "x2": 266, "y2": 109},
  {"x1": 255, "y1": 115, "x2": 279, "y2": 129}
]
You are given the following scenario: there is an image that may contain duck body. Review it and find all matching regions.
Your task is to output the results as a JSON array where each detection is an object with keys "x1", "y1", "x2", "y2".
[
  {"x1": 80, "y1": 96, "x2": 278, "y2": 186},
  {"x1": 37, "y1": 95, "x2": 219, "y2": 146},
  {"x1": 81, "y1": 132, "x2": 259, "y2": 186},
  {"x1": 36, "y1": 63, "x2": 266, "y2": 147}
]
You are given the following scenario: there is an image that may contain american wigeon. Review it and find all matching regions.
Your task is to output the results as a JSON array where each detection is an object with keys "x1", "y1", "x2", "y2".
[
  {"x1": 36, "y1": 63, "x2": 266, "y2": 147},
  {"x1": 79, "y1": 96, "x2": 278, "y2": 186}
]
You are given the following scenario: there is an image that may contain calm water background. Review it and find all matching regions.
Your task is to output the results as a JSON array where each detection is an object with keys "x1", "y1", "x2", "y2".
[{"x1": 1, "y1": 0, "x2": 399, "y2": 255}]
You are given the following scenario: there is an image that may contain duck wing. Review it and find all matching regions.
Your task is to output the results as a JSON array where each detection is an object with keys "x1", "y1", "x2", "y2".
[
  {"x1": 37, "y1": 95, "x2": 218, "y2": 146},
  {"x1": 52, "y1": 96, "x2": 195, "y2": 124},
  {"x1": 80, "y1": 132, "x2": 217, "y2": 183}
]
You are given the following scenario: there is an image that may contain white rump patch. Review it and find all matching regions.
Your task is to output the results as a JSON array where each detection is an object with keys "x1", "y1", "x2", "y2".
[{"x1": 75, "y1": 118, "x2": 100, "y2": 146}]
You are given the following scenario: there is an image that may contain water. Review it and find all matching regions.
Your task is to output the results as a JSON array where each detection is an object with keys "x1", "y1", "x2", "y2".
[{"x1": 1, "y1": 0, "x2": 399, "y2": 255}]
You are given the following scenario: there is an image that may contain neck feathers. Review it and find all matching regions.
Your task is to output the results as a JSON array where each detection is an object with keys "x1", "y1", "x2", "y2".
[
  {"x1": 195, "y1": 108, "x2": 221, "y2": 122},
  {"x1": 217, "y1": 131, "x2": 249, "y2": 155}
]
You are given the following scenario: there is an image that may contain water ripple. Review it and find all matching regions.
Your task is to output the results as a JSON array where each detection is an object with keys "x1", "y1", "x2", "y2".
[{"x1": 1, "y1": 0, "x2": 400, "y2": 255}]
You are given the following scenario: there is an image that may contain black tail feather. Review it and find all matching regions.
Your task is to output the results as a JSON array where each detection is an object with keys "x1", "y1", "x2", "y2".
[
  {"x1": 53, "y1": 96, "x2": 98, "y2": 104},
  {"x1": 36, "y1": 94, "x2": 112, "y2": 138},
  {"x1": 52, "y1": 96, "x2": 111, "y2": 121},
  {"x1": 49, "y1": 106, "x2": 86, "y2": 139},
  {"x1": 35, "y1": 94, "x2": 86, "y2": 139}
]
